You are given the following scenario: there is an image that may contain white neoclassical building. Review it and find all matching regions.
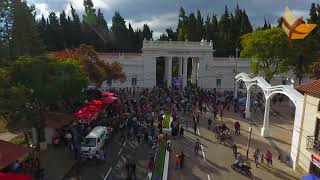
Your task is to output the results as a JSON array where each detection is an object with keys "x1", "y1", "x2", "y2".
[{"x1": 99, "y1": 39, "x2": 292, "y2": 90}]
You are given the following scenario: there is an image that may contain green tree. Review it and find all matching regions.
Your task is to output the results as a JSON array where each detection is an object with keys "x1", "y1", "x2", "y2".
[
  {"x1": 0, "y1": 0, "x2": 13, "y2": 58},
  {"x1": 46, "y1": 12, "x2": 63, "y2": 51},
  {"x1": 11, "y1": 0, "x2": 44, "y2": 56},
  {"x1": 142, "y1": 24, "x2": 153, "y2": 40},
  {"x1": 287, "y1": 35, "x2": 320, "y2": 84},
  {"x1": 195, "y1": 9, "x2": 204, "y2": 41},
  {"x1": 111, "y1": 12, "x2": 129, "y2": 51},
  {"x1": 241, "y1": 28, "x2": 289, "y2": 82},
  {"x1": 308, "y1": 3, "x2": 318, "y2": 23},
  {"x1": 70, "y1": 3, "x2": 82, "y2": 48},
  {"x1": 59, "y1": 10, "x2": 73, "y2": 49}
]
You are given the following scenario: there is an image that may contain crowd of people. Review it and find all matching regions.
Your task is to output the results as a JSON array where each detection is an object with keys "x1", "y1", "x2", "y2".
[{"x1": 54, "y1": 85, "x2": 280, "y2": 179}]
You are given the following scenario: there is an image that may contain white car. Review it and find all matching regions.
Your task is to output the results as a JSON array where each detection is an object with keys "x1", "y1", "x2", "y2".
[{"x1": 81, "y1": 126, "x2": 108, "y2": 157}]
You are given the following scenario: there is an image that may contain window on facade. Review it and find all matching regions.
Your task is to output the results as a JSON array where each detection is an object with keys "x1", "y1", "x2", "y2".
[
  {"x1": 216, "y1": 79, "x2": 222, "y2": 88},
  {"x1": 282, "y1": 80, "x2": 286, "y2": 85},
  {"x1": 107, "y1": 79, "x2": 112, "y2": 86},
  {"x1": 132, "y1": 77, "x2": 137, "y2": 86}
]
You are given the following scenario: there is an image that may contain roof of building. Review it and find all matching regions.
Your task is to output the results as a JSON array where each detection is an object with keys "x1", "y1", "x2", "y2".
[
  {"x1": 297, "y1": 80, "x2": 320, "y2": 97},
  {"x1": 0, "y1": 140, "x2": 31, "y2": 169}
]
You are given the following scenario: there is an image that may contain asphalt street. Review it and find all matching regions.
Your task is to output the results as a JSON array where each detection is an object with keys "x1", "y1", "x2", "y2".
[{"x1": 64, "y1": 127, "x2": 151, "y2": 180}]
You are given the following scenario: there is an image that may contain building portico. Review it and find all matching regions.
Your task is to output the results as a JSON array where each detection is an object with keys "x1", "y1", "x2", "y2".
[{"x1": 142, "y1": 39, "x2": 213, "y2": 88}]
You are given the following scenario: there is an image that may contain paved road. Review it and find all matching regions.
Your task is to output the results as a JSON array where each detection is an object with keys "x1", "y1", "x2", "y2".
[
  {"x1": 168, "y1": 106, "x2": 302, "y2": 180},
  {"x1": 64, "y1": 128, "x2": 151, "y2": 180}
]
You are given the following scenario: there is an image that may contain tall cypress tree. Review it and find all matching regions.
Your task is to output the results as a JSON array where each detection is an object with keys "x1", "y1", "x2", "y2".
[
  {"x1": 128, "y1": 23, "x2": 135, "y2": 52},
  {"x1": 46, "y1": 12, "x2": 63, "y2": 51},
  {"x1": 309, "y1": 3, "x2": 318, "y2": 23},
  {"x1": 11, "y1": 0, "x2": 44, "y2": 56},
  {"x1": 142, "y1": 24, "x2": 153, "y2": 40},
  {"x1": 111, "y1": 12, "x2": 129, "y2": 51},
  {"x1": 38, "y1": 15, "x2": 47, "y2": 48},
  {"x1": 70, "y1": 3, "x2": 82, "y2": 48},
  {"x1": 59, "y1": 10, "x2": 71, "y2": 48},
  {"x1": 195, "y1": 9, "x2": 204, "y2": 41},
  {"x1": 177, "y1": 7, "x2": 188, "y2": 40}
]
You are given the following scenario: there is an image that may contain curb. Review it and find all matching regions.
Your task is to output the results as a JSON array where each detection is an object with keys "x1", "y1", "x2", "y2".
[{"x1": 162, "y1": 150, "x2": 170, "y2": 180}]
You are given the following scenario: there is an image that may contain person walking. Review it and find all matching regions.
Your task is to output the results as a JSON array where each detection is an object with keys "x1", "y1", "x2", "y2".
[
  {"x1": 175, "y1": 155, "x2": 181, "y2": 169},
  {"x1": 208, "y1": 118, "x2": 212, "y2": 130},
  {"x1": 194, "y1": 139, "x2": 200, "y2": 155},
  {"x1": 219, "y1": 106, "x2": 224, "y2": 120},
  {"x1": 125, "y1": 159, "x2": 131, "y2": 179},
  {"x1": 253, "y1": 148, "x2": 260, "y2": 167},
  {"x1": 234, "y1": 121, "x2": 240, "y2": 135},
  {"x1": 193, "y1": 121, "x2": 197, "y2": 135},
  {"x1": 266, "y1": 150, "x2": 273, "y2": 166},
  {"x1": 260, "y1": 152, "x2": 264, "y2": 164},
  {"x1": 232, "y1": 144, "x2": 238, "y2": 159},
  {"x1": 131, "y1": 160, "x2": 137, "y2": 180},
  {"x1": 179, "y1": 125, "x2": 185, "y2": 136},
  {"x1": 147, "y1": 157, "x2": 155, "y2": 178},
  {"x1": 180, "y1": 151, "x2": 185, "y2": 168}
]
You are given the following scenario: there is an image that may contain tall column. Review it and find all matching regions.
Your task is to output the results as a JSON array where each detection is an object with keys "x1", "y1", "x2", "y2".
[
  {"x1": 191, "y1": 58, "x2": 196, "y2": 84},
  {"x1": 183, "y1": 57, "x2": 188, "y2": 87},
  {"x1": 194, "y1": 59, "x2": 199, "y2": 85},
  {"x1": 290, "y1": 101, "x2": 303, "y2": 170},
  {"x1": 245, "y1": 89, "x2": 251, "y2": 119},
  {"x1": 261, "y1": 98, "x2": 270, "y2": 137},
  {"x1": 165, "y1": 57, "x2": 172, "y2": 87},
  {"x1": 178, "y1": 58, "x2": 183, "y2": 77},
  {"x1": 234, "y1": 85, "x2": 238, "y2": 99}
]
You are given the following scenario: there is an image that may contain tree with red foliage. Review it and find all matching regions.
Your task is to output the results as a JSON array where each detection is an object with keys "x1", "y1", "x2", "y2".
[{"x1": 52, "y1": 44, "x2": 126, "y2": 88}]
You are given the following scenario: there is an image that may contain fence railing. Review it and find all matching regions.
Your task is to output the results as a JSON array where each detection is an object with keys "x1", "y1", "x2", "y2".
[{"x1": 307, "y1": 136, "x2": 320, "y2": 152}]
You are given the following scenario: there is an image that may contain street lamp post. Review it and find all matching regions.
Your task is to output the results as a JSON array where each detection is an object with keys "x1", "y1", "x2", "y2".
[{"x1": 233, "y1": 48, "x2": 240, "y2": 95}]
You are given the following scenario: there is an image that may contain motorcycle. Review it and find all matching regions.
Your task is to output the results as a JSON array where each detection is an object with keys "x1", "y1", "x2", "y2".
[
  {"x1": 231, "y1": 163, "x2": 252, "y2": 177},
  {"x1": 216, "y1": 131, "x2": 233, "y2": 146}
]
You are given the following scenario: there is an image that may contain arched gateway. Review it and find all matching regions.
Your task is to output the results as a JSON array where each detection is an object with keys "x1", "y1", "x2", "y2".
[
  {"x1": 235, "y1": 72, "x2": 304, "y2": 170},
  {"x1": 142, "y1": 39, "x2": 213, "y2": 87}
]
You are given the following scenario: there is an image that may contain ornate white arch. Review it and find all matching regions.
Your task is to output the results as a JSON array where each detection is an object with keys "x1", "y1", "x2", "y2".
[{"x1": 235, "y1": 72, "x2": 304, "y2": 170}]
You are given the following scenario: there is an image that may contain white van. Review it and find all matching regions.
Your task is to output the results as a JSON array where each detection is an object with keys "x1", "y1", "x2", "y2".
[{"x1": 81, "y1": 126, "x2": 108, "y2": 156}]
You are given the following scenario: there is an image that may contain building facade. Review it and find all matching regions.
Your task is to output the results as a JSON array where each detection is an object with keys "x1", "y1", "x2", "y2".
[
  {"x1": 98, "y1": 40, "x2": 293, "y2": 90},
  {"x1": 296, "y1": 80, "x2": 320, "y2": 177}
]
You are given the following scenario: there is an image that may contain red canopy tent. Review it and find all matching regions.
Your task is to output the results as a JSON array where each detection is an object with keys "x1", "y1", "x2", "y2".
[
  {"x1": 0, "y1": 140, "x2": 32, "y2": 170},
  {"x1": 89, "y1": 99, "x2": 104, "y2": 106},
  {"x1": 101, "y1": 91, "x2": 115, "y2": 97},
  {"x1": 81, "y1": 105, "x2": 103, "y2": 112},
  {"x1": 104, "y1": 96, "x2": 117, "y2": 100},
  {"x1": 73, "y1": 110, "x2": 98, "y2": 119},
  {"x1": 100, "y1": 97, "x2": 116, "y2": 104},
  {"x1": 0, "y1": 173, "x2": 32, "y2": 180}
]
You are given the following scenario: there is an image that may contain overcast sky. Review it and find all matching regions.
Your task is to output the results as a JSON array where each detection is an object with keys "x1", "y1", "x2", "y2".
[{"x1": 27, "y1": 0, "x2": 315, "y2": 39}]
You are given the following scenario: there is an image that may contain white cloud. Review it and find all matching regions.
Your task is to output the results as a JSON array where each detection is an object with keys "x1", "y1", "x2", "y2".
[
  {"x1": 68, "y1": 0, "x2": 110, "y2": 12},
  {"x1": 35, "y1": 3, "x2": 49, "y2": 19},
  {"x1": 126, "y1": 13, "x2": 177, "y2": 39}
]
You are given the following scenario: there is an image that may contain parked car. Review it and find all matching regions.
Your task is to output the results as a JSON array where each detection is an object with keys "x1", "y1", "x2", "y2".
[{"x1": 80, "y1": 126, "x2": 109, "y2": 157}]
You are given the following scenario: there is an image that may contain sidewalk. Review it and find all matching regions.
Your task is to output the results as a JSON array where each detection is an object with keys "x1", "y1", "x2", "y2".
[{"x1": 38, "y1": 145, "x2": 76, "y2": 180}]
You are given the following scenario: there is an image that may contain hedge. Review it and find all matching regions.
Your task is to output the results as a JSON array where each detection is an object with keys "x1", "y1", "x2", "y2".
[{"x1": 152, "y1": 140, "x2": 166, "y2": 180}]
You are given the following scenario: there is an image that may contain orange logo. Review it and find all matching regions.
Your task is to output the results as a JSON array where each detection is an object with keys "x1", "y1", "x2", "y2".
[{"x1": 282, "y1": 7, "x2": 317, "y2": 40}]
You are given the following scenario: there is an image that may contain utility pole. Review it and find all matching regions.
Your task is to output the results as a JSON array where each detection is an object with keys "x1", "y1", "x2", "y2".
[
  {"x1": 246, "y1": 118, "x2": 253, "y2": 159},
  {"x1": 246, "y1": 80, "x2": 257, "y2": 159}
]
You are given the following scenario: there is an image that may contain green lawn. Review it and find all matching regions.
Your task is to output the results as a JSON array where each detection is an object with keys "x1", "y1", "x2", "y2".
[
  {"x1": 163, "y1": 113, "x2": 171, "y2": 128},
  {"x1": 152, "y1": 140, "x2": 166, "y2": 180}
]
